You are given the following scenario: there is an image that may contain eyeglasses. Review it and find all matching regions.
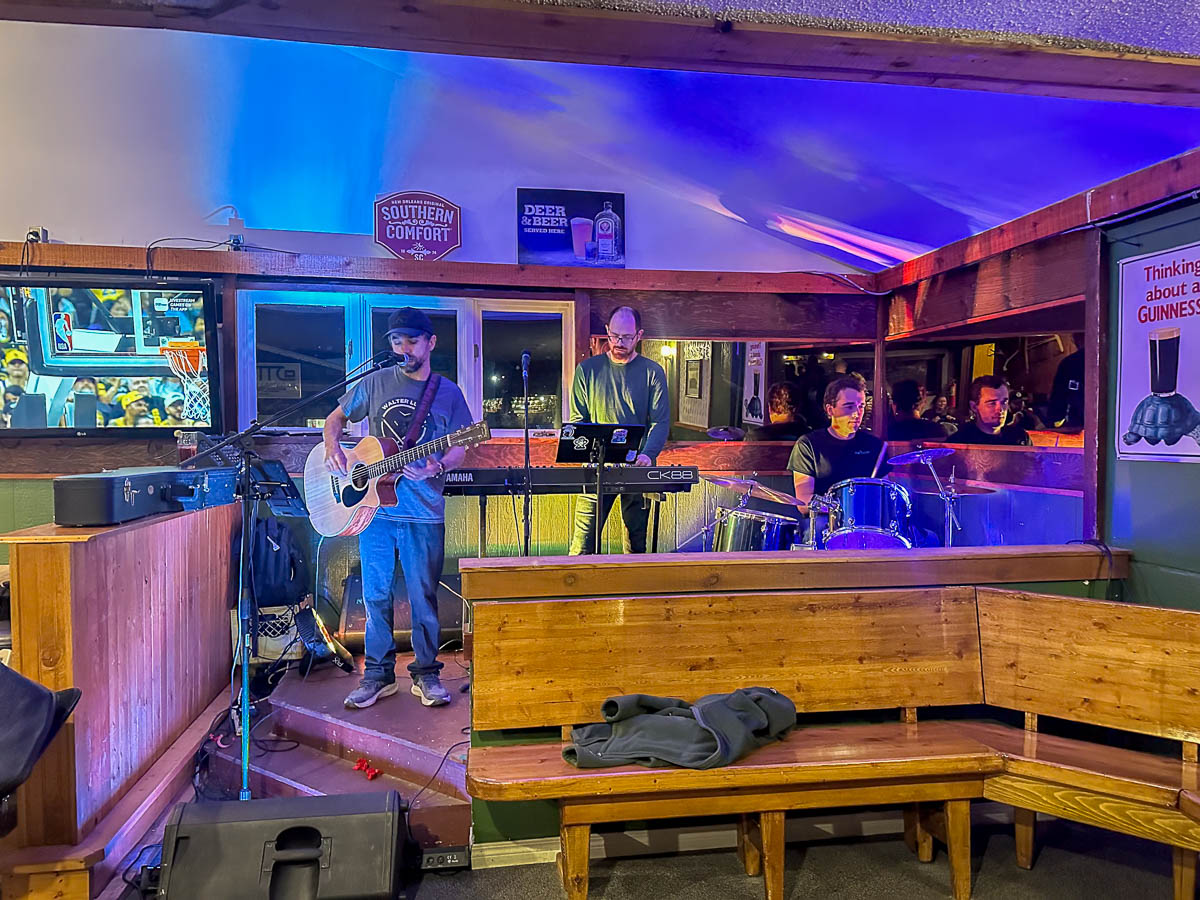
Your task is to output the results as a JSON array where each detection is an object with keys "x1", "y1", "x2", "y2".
[{"x1": 606, "y1": 330, "x2": 639, "y2": 344}]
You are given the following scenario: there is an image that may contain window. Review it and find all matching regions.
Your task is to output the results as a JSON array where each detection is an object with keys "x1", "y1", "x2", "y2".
[
  {"x1": 255, "y1": 303, "x2": 347, "y2": 428},
  {"x1": 238, "y1": 291, "x2": 574, "y2": 434},
  {"x1": 482, "y1": 310, "x2": 564, "y2": 430}
]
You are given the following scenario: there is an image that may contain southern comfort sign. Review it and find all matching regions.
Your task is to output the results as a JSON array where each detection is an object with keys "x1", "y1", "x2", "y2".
[{"x1": 374, "y1": 191, "x2": 462, "y2": 261}]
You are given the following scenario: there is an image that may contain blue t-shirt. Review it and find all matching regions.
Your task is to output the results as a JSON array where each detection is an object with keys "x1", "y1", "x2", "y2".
[{"x1": 339, "y1": 369, "x2": 471, "y2": 522}]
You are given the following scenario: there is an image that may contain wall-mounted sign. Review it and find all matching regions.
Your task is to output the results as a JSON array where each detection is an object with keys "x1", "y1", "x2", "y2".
[
  {"x1": 1115, "y1": 239, "x2": 1200, "y2": 463},
  {"x1": 742, "y1": 340, "x2": 766, "y2": 425},
  {"x1": 518, "y1": 188, "x2": 625, "y2": 268},
  {"x1": 257, "y1": 363, "x2": 301, "y2": 399},
  {"x1": 374, "y1": 191, "x2": 462, "y2": 261}
]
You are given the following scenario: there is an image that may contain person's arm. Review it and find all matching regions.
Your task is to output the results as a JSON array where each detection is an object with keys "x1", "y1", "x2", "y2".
[
  {"x1": 323, "y1": 406, "x2": 350, "y2": 474},
  {"x1": 792, "y1": 472, "x2": 815, "y2": 508},
  {"x1": 568, "y1": 364, "x2": 589, "y2": 423},
  {"x1": 638, "y1": 363, "x2": 671, "y2": 464}
]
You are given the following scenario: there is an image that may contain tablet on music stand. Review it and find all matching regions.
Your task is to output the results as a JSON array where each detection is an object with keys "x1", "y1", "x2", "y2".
[{"x1": 555, "y1": 422, "x2": 647, "y2": 465}]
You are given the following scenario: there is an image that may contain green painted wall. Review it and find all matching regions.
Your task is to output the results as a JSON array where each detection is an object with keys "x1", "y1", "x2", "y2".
[
  {"x1": 0, "y1": 480, "x2": 55, "y2": 564},
  {"x1": 1105, "y1": 204, "x2": 1200, "y2": 610}
]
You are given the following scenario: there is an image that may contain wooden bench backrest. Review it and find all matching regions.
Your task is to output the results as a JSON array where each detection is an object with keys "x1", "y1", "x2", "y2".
[
  {"x1": 470, "y1": 586, "x2": 984, "y2": 731},
  {"x1": 977, "y1": 588, "x2": 1200, "y2": 742}
]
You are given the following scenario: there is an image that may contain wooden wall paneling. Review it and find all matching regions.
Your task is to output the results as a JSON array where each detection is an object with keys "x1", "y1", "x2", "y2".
[
  {"x1": 3, "y1": 505, "x2": 238, "y2": 846},
  {"x1": 7, "y1": 0, "x2": 1200, "y2": 107},
  {"x1": 219, "y1": 274, "x2": 239, "y2": 433},
  {"x1": 873, "y1": 296, "x2": 888, "y2": 437},
  {"x1": 977, "y1": 588, "x2": 1200, "y2": 742},
  {"x1": 588, "y1": 291, "x2": 877, "y2": 341},
  {"x1": 0, "y1": 437, "x2": 178, "y2": 475},
  {"x1": 0, "y1": 241, "x2": 871, "y2": 295},
  {"x1": 461, "y1": 544, "x2": 1129, "y2": 602},
  {"x1": 887, "y1": 231, "x2": 1090, "y2": 339},
  {"x1": 470, "y1": 586, "x2": 984, "y2": 730},
  {"x1": 880, "y1": 147, "x2": 1200, "y2": 291},
  {"x1": 9, "y1": 542, "x2": 78, "y2": 845},
  {"x1": 572, "y1": 290, "x2": 591, "y2": 370},
  {"x1": 1083, "y1": 231, "x2": 1108, "y2": 541}
]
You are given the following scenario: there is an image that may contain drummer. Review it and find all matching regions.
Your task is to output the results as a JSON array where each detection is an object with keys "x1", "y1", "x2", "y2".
[{"x1": 789, "y1": 373, "x2": 891, "y2": 509}]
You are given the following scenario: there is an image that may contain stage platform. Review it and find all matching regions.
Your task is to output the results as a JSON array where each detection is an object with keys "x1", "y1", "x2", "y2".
[{"x1": 213, "y1": 653, "x2": 471, "y2": 856}]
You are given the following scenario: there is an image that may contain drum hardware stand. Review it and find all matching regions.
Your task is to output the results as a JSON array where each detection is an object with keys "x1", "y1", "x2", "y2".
[
  {"x1": 923, "y1": 459, "x2": 961, "y2": 547},
  {"x1": 677, "y1": 482, "x2": 754, "y2": 551},
  {"x1": 805, "y1": 494, "x2": 839, "y2": 550}
]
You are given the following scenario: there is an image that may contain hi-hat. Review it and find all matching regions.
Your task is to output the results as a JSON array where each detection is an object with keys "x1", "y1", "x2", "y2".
[
  {"x1": 887, "y1": 446, "x2": 957, "y2": 466},
  {"x1": 702, "y1": 475, "x2": 803, "y2": 507},
  {"x1": 706, "y1": 425, "x2": 745, "y2": 441}
]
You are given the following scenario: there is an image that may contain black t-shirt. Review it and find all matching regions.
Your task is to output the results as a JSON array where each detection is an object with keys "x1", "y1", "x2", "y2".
[
  {"x1": 787, "y1": 428, "x2": 890, "y2": 496},
  {"x1": 945, "y1": 420, "x2": 1032, "y2": 446},
  {"x1": 888, "y1": 416, "x2": 949, "y2": 442}
]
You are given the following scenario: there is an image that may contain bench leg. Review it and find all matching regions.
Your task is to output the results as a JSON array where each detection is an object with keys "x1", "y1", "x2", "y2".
[
  {"x1": 1014, "y1": 807, "x2": 1036, "y2": 870},
  {"x1": 1173, "y1": 846, "x2": 1196, "y2": 900},
  {"x1": 904, "y1": 803, "x2": 935, "y2": 862},
  {"x1": 945, "y1": 799, "x2": 972, "y2": 900},
  {"x1": 557, "y1": 822, "x2": 590, "y2": 900},
  {"x1": 760, "y1": 811, "x2": 785, "y2": 900},
  {"x1": 737, "y1": 814, "x2": 763, "y2": 877}
]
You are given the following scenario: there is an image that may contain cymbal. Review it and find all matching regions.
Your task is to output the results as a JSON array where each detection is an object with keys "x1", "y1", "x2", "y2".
[
  {"x1": 707, "y1": 425, "x2": 745, "y2": 441},
  {"x1": 702, "y1": 475, "x2": 804, "y2": 507},
  {"x1": 910, "y1": 484, "x2": 995, "y2": 496},
  {"x1": 887, "y1": 446, "x2": 957, "y2": 466}
]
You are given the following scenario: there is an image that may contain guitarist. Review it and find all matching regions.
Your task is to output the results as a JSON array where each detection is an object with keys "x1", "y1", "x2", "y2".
[{"x1": 323, "y1": 308, "x2": 471, "y2": 710}]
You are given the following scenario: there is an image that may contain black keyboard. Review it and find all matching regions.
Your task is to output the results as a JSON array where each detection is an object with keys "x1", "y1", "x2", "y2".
[{"x1": 443, "y1": 466, "x2": 699, "y2": 496}]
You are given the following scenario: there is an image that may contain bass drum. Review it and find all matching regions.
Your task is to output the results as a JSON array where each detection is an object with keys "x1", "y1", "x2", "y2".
[
  {"x1": 712, "y1": 507, "x2": 799, "y2": 552},
  {"x1": 823, "y1": 478, "x2": 912, "y2": 550}
]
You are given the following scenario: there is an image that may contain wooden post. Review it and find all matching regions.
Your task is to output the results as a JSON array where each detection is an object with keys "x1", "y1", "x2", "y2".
[
  {"x1": 760, "y1": 810, "x2": 786, "y2": 900},
  {"x1": 873, "y1": 295, "x2": 889, "y2": 438},
  {"x1": 557, "y1": 817, "x2": 590, "y2": 900},
  {"x1": 1173, "y1": 846, "x2": 1196, "y2": 900},
  {"x1": 945, "y1": 799, "x2": 973, "y2": 900},
  {"x1": 736, "y1": 814, "x2": 763, "y2": 877},
  {"x1": 1083, "y1": 230, "x2": 1109, "y2": 541},
  {"x1": 573, "y1": 289, "x2": 592, "y2": 371}
]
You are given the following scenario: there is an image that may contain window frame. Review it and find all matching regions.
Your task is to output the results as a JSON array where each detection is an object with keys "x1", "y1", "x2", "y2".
[{"x1": 237, "y1": 289, "x2": 574, "y2": 436}]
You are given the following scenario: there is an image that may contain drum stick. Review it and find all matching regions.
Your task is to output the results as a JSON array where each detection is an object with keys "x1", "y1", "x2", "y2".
[{"x1": 870, "y1": 441, "x2": 888, "y2": 478}]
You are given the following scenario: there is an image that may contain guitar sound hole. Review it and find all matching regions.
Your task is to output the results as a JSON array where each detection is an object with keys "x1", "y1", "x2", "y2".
[{"x1": 350, "y1": 464, "x2": 370, "y2": 491}]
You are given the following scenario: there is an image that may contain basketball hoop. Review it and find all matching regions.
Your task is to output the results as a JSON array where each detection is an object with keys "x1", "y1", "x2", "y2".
[{"x1": 160, "y1": 341, "x2": 210, "y2": 423}]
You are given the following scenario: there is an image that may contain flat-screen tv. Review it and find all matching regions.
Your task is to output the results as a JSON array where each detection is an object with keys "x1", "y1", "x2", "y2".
[{"x1": 0, "y1": 278, "x2": 221, "y2": 435}]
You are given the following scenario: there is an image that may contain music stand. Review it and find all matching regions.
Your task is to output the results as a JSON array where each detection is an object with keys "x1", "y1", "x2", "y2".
[
  {"x1": 249, "y1": 457, "x2": 308, "y2": 519},
  {"x1": 556, "y1": 423, "x2": 647, "y2": 554}
]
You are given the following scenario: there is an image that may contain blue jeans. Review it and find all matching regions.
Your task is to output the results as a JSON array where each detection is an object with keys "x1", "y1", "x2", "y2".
[{"x1": 358, "y1": 516, "x2": 445, "y2": 683}]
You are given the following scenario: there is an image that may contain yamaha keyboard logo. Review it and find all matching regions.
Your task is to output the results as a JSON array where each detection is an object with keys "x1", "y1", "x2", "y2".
[
  {"x1": 445, "y1": 471, "x2": 475, "y2": 483},
  {"x1": 647, "y1": 468, "x2": 695, "y2": 481}
]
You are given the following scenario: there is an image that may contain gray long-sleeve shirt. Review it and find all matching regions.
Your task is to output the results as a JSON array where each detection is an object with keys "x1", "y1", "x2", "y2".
[{"x1": 569, "y1": 353, "x2": 670, "y2": 460}]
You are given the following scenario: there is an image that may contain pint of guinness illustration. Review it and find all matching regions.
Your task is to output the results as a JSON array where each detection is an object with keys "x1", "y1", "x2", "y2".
[{"x1": 1150, "y1": 326, "x2": 1181, "y2": 394}]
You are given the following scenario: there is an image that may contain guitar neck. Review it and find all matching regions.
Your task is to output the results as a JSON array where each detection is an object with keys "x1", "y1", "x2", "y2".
[{"x1": 368, "y1": 434, "x2": 453, "y2": 479}]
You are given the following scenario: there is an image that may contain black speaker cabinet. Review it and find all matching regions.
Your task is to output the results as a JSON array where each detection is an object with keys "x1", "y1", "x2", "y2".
[{"x1": 158, "y1": 791, "x2": 407, "y2": 899}]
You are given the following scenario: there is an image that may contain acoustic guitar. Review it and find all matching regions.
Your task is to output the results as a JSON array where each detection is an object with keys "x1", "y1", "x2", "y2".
[{"x1": 304, "y1": 421, "x2": 491, "y2": 537}]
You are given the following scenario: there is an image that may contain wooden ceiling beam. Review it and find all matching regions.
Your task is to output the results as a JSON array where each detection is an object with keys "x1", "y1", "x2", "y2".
[
  {"x1": 2, "y1": 0, "x2": 1199, "y2": 108},
  {"x1": 0, "y1": 240, "x2": 874, "y2": 294}
]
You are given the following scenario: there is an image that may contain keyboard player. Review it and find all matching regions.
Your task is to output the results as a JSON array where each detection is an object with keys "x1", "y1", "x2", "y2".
[{"x1": 567, "y1": 306, "x2": 670, "y2": 555}]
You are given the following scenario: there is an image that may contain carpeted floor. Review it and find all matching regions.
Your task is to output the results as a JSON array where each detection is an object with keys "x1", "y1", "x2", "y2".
[{"x1": 408, "y1": 820, "x2": 1173, "y2": 899}]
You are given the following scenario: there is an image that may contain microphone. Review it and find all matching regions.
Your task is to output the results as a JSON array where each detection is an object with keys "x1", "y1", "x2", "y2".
[
  {"x1": 521, "y1": 349, "x2": 531, "y2": 380},
  {"x1": 387, "y1": 351, "x2": 411, "y2": 368}
]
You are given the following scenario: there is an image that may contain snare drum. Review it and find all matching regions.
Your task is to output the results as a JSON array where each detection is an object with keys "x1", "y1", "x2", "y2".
[
  {"x1": 823, "y1": 478, "x2": 912, "y2": 550},
  {"x1": 712, "y1": 507, "x2": 799, "y2": 552}
]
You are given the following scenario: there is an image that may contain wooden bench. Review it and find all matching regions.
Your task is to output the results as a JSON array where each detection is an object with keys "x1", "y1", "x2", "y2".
[
  {"x1": 463, "y1": 547, "x2": 1200, "y2": 899},
  {"x1": 468, "y1": 585, "x2": 995, "y2": 899}
]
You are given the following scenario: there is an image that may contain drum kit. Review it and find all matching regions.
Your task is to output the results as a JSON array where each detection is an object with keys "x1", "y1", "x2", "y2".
[{"x1": 691, "y1": 447, "x2": 988, "y2": 553}]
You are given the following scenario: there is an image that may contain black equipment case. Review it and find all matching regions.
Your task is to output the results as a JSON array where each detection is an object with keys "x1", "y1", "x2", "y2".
[{"x1": 52, "y1": 465, "x2": 237, "y2": 526}]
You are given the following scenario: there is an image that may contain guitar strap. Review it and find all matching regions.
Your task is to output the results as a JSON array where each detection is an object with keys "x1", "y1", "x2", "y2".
[{"x1": 403, "y1": 373, "x2": 442, "y2": 450}]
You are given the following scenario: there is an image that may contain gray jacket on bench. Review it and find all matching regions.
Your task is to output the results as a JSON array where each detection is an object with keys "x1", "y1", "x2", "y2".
[{"x1": 563, "y1": 687, "x2": 797, "y2": 769}]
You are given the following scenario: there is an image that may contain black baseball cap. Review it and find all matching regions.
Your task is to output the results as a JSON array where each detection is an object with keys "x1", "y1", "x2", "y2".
[{"x1": 386, "y1": 307, "x2": 435, "y2": 338}]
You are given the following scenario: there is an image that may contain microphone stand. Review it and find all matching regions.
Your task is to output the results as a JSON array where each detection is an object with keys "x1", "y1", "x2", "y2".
[
  {"x1": 183, "y1": 350, "x2": 403, "y2": 802},
  {"x1": 521, "y1": 351, "x2": 532, "y2": 557}
]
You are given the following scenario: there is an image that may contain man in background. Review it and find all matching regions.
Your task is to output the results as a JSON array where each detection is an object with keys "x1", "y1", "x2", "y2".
[
  {"x1": 887, "y1": 379, "x2": 949, "y2": 442},
  {"x1": 745, "y1": 383, "x2": 808, "y2": 442},
  {"x1": 568, "y1": 306, "x2": 670, "y2": 555},
  {"x1": 947, "y1": 375, "x2": 1032, "y2": 446}
]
